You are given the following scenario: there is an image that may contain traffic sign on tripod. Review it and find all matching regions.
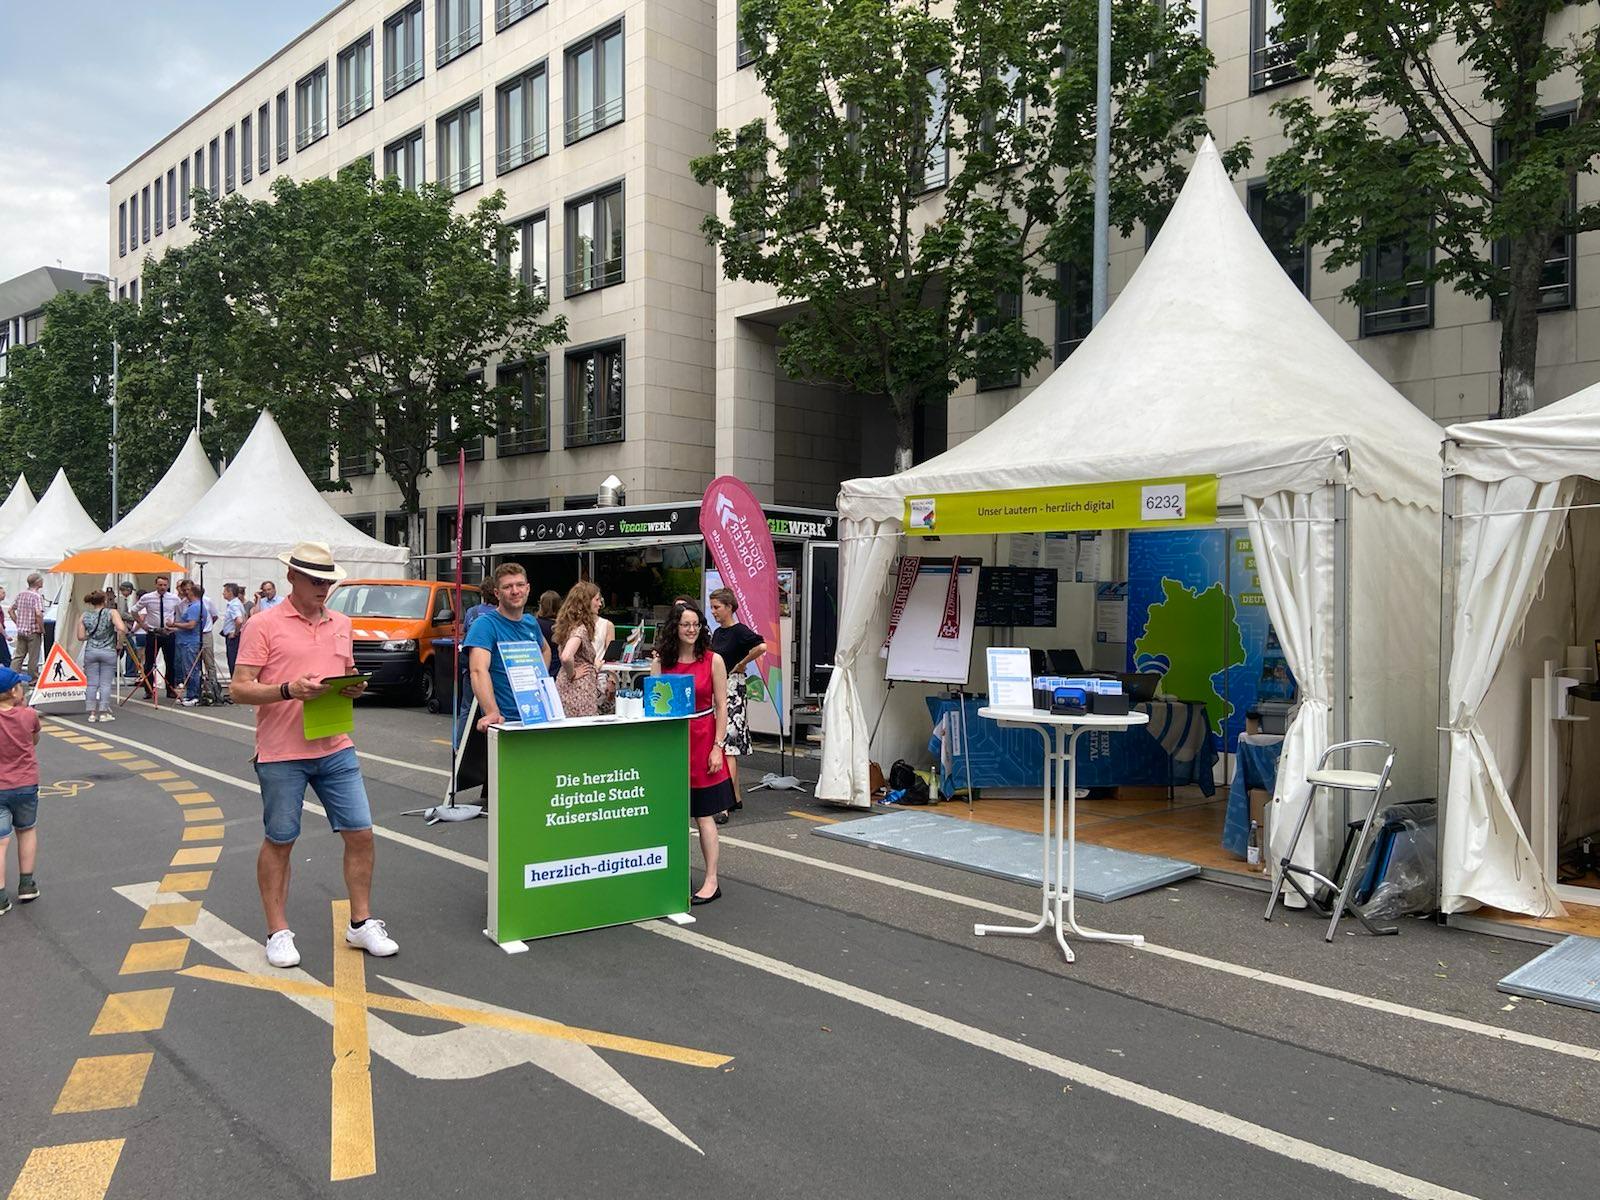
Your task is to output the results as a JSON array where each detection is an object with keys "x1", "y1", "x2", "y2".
[{"x1": 29, "y1": 643, "x2": 87, "y2": 705}]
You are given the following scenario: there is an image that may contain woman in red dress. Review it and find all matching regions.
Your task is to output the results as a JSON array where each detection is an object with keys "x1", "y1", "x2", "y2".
[{"x1": 654, "y1": 601, "x2": 731, "y2": 905}]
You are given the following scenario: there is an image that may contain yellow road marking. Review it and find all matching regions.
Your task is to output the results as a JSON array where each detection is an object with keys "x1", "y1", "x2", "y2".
[
  {"x1": 158, "y1": 780, "x2": 197, "y2": 793},
  {"x1": 5, "y1": 1138, "x2": 125, "y2": 1199},
  {"x1": 431, "y1": 738, "x2": 452, "y2": 746},
  {"x1": 182, "y1": 825, "x2": 225, "y2": 841},
  {"x1": 787, "y1": 810, "x2": 839, "y2": 824},
  {"x1": 79, "y1": 742, "x2": 112, "y2": 751},
  {"x1": 183, "y1": 807, "x2": 226, "y2": 823},
  {"x1": 170, "y1": 845, "x2": 222, "y2": 867},
  {"x1": 58, "y1": 735, "x2": 92, "y2": 744},
  {"x1": 158, "y1": 871, "x2": 212, "y2": 894},
  {"x1": 141, "y1": 770, "x2": 178, "y2": 781},
  {"x1": 101, "y1": 751, "x2": 135, "y2": 761},
  {"x1": 52, "y1": 1055, "x2": 154, "y2": 1114},
  {"x1": 141, "y1": 901, "x2": 202, "y2": 930},
  {"x1": 173, "y1": 791, "x2": 214, "y2": 805},
  {"x1": 119, "y1": 939, "x2": 190, "y2": 975},
  {"x1": 90, "y1": 989, "x2": 173, "y2": 1035},
  {"x1": 179, "y1": 965, "x2": 732, "y2": 1068},
  {"x1": 121, "y1": 759, "x2": 158, "y2": 771},
  {"x1": 330, "y1": 901, "x2": 376, "y2": 1182}
]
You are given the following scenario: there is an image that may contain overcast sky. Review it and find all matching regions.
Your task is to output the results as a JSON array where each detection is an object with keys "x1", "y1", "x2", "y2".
[{"x1": 0, "y1": 1, "x2": 336, "y2": 284}]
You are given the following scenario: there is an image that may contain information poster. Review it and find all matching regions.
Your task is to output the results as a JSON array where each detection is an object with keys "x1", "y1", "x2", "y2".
[{"x1": 488, "y1": 720, "x2": 690, "y2": 943}]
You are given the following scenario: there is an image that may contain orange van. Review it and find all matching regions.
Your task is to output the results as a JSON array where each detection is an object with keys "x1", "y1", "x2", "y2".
[{"x1": 326, "y1": 578, "x2": 462, "y2": 706}]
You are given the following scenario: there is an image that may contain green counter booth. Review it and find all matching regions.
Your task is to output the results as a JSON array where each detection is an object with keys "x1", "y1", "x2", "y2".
[{"x1": 486, "y1": 714, "x2": 692, "y2": 947}]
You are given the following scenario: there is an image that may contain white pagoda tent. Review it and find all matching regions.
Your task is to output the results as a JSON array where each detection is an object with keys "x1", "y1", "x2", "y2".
[
  {"x1": 0, "y1": 475, "x2": 36, "y2": 545},
  {"x1": 83, "y1": 429, "x2": 218, "y2": 551},
  {"x1": 0, "y1": 469, "x2": 103, "y2": 608}
]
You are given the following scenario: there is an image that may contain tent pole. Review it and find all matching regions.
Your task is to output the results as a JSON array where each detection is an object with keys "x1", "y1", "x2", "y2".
[
  {"x1": 1435, "y1": 472, "x2": 1459, "y2": 918},
  {"x1": 1332, "y1": 481, "x2": 1352, "y2": 836}
]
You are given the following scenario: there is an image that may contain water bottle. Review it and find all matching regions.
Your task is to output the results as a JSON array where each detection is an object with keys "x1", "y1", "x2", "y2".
[{"x1": 1247, "y1": 820, "x2": 1262, "y2": 868}]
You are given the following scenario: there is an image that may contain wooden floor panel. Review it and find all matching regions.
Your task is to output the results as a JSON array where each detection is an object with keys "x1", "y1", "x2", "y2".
[{"x1": 1474, "y1": 897, "x2": 1600, "y2": 939}]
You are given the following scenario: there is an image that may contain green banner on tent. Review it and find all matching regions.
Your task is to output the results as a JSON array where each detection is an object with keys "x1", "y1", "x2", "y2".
[
  {"x1": 487, "y1": 719, "x2": 690, "y2": 944},
  {"x1": 903, "y1": 475, "x2": 1218, "y2": 536}
]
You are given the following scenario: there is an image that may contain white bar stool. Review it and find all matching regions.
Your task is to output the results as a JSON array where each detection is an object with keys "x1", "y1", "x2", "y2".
[{"x1": 1263, "y1": 739, "x2": 1400, "y2": 941}]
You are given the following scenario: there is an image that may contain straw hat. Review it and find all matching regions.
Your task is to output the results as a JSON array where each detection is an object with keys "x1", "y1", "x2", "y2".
[{"x1": 277, "y1": 540, "x2": 347, "y2": 582}]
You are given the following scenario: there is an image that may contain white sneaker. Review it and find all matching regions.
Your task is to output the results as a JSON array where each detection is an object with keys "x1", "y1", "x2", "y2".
[
  {"x1": 100, "y1": 711, "x2": 115, "y2": 722},
  {"x1": 345, "y1": 918, "x2": 398, "y2": 957},
  {"x1": 180, "y1": 698, "x2": 200, "y2": 707},
  {"x1": 84, "y1": 713, "x2": 97, "y2": 723},
  {"x1": 265, "y1": 929, "x2": 300, "y2": 968}
]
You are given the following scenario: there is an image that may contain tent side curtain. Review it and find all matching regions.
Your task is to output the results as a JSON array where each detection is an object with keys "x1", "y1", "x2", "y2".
[{"x1": 1440, "y1": 475, "x2": 1573, "y2": 917}]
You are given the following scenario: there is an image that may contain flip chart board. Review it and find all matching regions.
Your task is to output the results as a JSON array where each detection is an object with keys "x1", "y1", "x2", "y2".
[{"x1": 884, "y1": 560, "x2": 980, "y2": 686}]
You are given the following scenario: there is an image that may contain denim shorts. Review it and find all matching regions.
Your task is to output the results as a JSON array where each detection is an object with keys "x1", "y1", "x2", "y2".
[
  {"x1": 0, "y1": 785, "x2": 39, "y2": 838},
  {"x1": 254, "y1": 746, "x2": 371, "y2": 844}
]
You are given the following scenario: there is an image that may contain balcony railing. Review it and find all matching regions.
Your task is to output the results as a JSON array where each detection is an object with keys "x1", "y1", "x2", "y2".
[
  {"x1": 337, "y1": 91, "x2": 373, "y2": 125},
  {"x1": 296, "y1": 117, "x2": 328, "y2": 151},
  {"x1": 442, "y1": 161, "x2": 484, "y2": 194},
  {"x1": 564, "y1": 412, "x2": 624, "y2": 449},
  {"x1": 496, "y1": 423, "x2": 549, "y2": 455},
  {"x1": 495, "y1": 0, "x2": 544, "y2": 31},
  {"x1": 564, "y1": 256, "x2": 623, "y2": 296},
  {"x1": 436, "y1": 21, "x2": 482, "y2": 68},
  {"x1": 1250, "y1": 37, "x2": 1306, "y2": 92},
  {"x1": 564, "y1": 95, "x2": 623, "y2": 143},
  {"x1": 383, "y1": 58, "x2": 424, "y2": 98},
  {"x1": 496, "y1": 130, "x2": 548, "y2": 175}
]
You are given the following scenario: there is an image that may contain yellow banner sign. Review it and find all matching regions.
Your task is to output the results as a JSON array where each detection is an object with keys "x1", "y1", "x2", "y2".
[{"x1": 904, "y1": 476, "x2": 1218, "y2": 536}]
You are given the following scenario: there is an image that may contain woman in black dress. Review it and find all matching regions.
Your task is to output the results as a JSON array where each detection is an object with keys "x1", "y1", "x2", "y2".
[{"x1": 708, "y1": 587, "x2": 768, "y2": 821}]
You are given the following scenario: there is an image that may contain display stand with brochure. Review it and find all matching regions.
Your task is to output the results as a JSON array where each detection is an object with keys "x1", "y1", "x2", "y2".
[{"x1": 499, "y1": 640, "x2": 565, "y2": 725}]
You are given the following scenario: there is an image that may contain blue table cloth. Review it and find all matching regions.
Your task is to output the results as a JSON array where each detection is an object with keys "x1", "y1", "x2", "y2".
[
  {"x1": 926, "y1": 697, "x2": 1219, "y2": 799},
  {"x1": 1221, "y1": 735, "x2": 1284, "y2": 858}
]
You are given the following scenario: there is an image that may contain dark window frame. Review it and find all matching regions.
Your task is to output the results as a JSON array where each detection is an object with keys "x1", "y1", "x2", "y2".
[
  {"x1": 1246, "y1": 179, "x2": 1310, "y2": 296},
  {"x1": 154, "y1": 175, "x2": 165, "y2": 235},
  {"x1": 181, "y1": 157, "x2": 192, "y2": 220},
  {"x1": 209, "y1": 138, "x2": 220, "y2": 198},
  {"x1": 501, "y1": 209, "x2": 549, "y2": 297},
  {"x1": 1055, "y1": 262, "x2": 1093, "y2": 362},
  {"x1": 563, "y1": 21, "x2": 625, "y2": 145},
  {"x1": 1249, "y1": 0, "x2": 1306, "y2": 94},
  {"x1": 141, "y1": 185, "x2": 151, "y2": 242},
  {"x1": 118, "y1": 202, "x2": 127, "y2": 257},
  {"x1": 495, "y1": 62, "x2": 550, "y2": 175},
  {"x1": 166, "y1": 167, "x2": 177, "y2": 226},
  {"x1": 241, "y1": 116, "x2": 253, "y2": 184},
  {"x1": 563, "y1": 341, "x2": 626, "y2": 449},
  {"x1": 276, "y1": 91, "x2": 290, "y2": 161},
  {"x1": 1492, "y1": 105, "x2": 1578, "y2": 316},
  {"x1": 383, "y1": 0, "x2": 426, "y2": 98},
  {"x1": 495, "y1": 0, "x2": 545, "y2": 33},
  {"x1": 436, "y1": 97, "x2": 484, "y2": 195},
  {"x1": 1360, "y1": 223, "x2": 1435, "y2": 336},
  {"x1": 337, "y1": 31, "x2": 376, "y2": 126},
  {"x1": 494, "y1": 356, "x2": 551, "y2": 455},
  {"x1": 563, "y1": 181, "x2": 625, "y2": 296},
  {"x1": 296, "y1": 64, "x2": 330, "y2": 151},
  {"x1": 259, "y1": 102, "x2": 271, "y2": 174},
  {"x1": 435, "y1": 0, "x2": 483, "y2": 69},
  {"x1": 224, "y1": 126, "x2": 237, "y2": 192},
  {"x1": 384, "y1": 126, "x2": 426, "y2": 190},
  {"x1": 436, "y1": 371, "x2": 486, "y2": 462},
  {"x1": 975, "y1": 288, "x2": 1022, "y2": 391}
]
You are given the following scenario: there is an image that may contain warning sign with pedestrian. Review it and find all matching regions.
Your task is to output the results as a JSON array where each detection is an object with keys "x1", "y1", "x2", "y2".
[{"x1": 29, "y1": 643, "x2": 88, "y2": 705}]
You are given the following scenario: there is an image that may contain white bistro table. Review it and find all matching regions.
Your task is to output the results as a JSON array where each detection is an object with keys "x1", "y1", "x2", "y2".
[{"x1": 974, "y1": 706, "x2": 1151, "y2": 963}]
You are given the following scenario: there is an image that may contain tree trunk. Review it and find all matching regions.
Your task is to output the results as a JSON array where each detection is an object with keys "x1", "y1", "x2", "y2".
[
  {"x1": 893, "y1": 397, "x2": 916, "y2": 473},
  {"x1": 1498, "y1": 232, "x2": 1546, "y2": 419}
]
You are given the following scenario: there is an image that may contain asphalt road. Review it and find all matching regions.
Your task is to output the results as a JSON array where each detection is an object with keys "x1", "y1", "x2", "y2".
[{"x1": 3, "y1": 696, "x2": 1598, "y2": 1200}]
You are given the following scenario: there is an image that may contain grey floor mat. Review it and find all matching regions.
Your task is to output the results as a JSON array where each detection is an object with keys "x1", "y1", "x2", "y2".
[
  {"x1": 815, "y1": 809, "x2": 1198, "y2": 903},
  {"x1": 1496, "y1": 935, "x2": 1600, "y2": 1014}
]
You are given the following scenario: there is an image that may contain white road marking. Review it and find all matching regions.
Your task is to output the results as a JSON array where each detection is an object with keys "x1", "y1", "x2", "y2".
[
  {"x1": 67, "y1": 720, "x2": 1600, "y2": 1066},
  {"x1": 641, "y1": 921, "x2": 1481, "y2": 1200},
  {"x1": 115, "y1": 882, "x2": 702, "y2": 1151}
]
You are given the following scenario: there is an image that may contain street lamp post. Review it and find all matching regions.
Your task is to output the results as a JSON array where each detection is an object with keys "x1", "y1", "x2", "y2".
[
  {"x1": 1091, "y1": 0, "x2": 1112, "y2": 324},
  {"x1": 82, "y1": 272, "x2": 119, "y2": 523}
]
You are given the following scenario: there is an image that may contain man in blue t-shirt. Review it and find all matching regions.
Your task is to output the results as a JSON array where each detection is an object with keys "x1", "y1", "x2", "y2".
[
  {"x1": 173, "y1": 581, "x2": 205, "y2": 706},
  {"x1": 463, "y1": 562, "x2": 550, "y2": 730}
]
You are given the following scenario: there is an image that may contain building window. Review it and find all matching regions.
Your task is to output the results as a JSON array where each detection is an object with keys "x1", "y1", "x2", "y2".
[
  {"x1": 1360, "y1": 227, "x2": 1433, "y2": 336},
  {"x1": 564, "y1": 23, "x2": 624, "y2": 144},
  {"x1": 495, "y1": 358, "x2": 549, "y2": 454},
  {"x1": 436, "y1": 99, "x2": 483, "y2": 194},
  {"x1": 241, "y1": 118, "x2": 253, "y2": 184},
  {"x1": 181, "y1": 158, "x2": 192, "y2": 220},
  {"x1": 976, "y1": 289, "x2": 1021, "y2": 391},
  {"x1": 564, "y1": 183, "x2": 624, "y2": 295},
  {"x1": 346, "y1": 151, "x2": 376, "y2": 175},
  {"x1": 129, "y1": 279, "x2": 139, "y2": 305},
  {"x1": 339, "y1": 438, "x2": 375, "y2": 478},
  {"x1": 259, "y1": 102, "x2": 271, "y2": 174},
  {"x1": 141, "y1": 185, "x2": 151, "y2": 242},
  {"x1": 736, "y1": 0, "x2": 759, "y2": 68},
  {"x1": 565, "y1": 342, "x2": 625, "y2": 447},
  {"x1": 1247, "y1": 181, "x2": 1309, "y2": 295},
  {"x1": 118, "y1": 203, "x2": 127, "y2": 257},
  {"x1": 433, "y1": 505, "x2": 483, "y2": 578},
  {"x1": 503, "y1": 210, "x2": 549, "y2": 296},
  {"x1": 345, "y1": 513, "x2": 378, "y2": 538},
  {"x1": 1250, "y1": 0, "x2": 1305, "y2": 93},
  {"x1": 384, "y1": 128, "x2": 425, "y2": 190},
  {"x1": 919, "y1": 69, "x2": 948, "y2": 192},
  {"x1": 496, "y1": 64, "x2": 548, "y2": 175},
  {"x1": 383, "y1": 510, "x2": 412, "y2": 551},
  {"x1": 1159, "y1": 0, "x2": 1206, "y2": 109},
  {"x1": 384, "y1": 1, "x2": 425, "y2": 97},
  {"x1": 276, "y1": 91, "x2": 290, "y2": 161},
  {"x1": 195, "y1": 148, "x2": 206, "y2": 202},
  {"x1": 1055, "y1": 262, "x2": 1092, "y2": 361},
  {"x1": 166, "y1": 167, "x2": 177, "y2": 225},
  {"x1": 1493, "y1": 109, "x2": 1576, "y2": 314},
  {"x1": 209, "y1": 138, "x2": 220, "y2": 197},
  {"x1": 436, "y1": 0, "x2": 482, "y2": 68},
  {"x1": 225, "y1": 127, "x2": 236, "y2": 192},
  {"x1": 154, "y1": 176, "x2": 164, "y2": 235},
  {"x1": 437, "y1": 375, "x2": 486, "y2": 461},
  {"x1": 296, "y1": 65, "x2": 329, "y2": 150},
  {"x1": 495, "y1": 0, "x2": 544, "y2": 33},
  {"x1": 338, "y1": 32, "x2": 374, "y2": 125}
]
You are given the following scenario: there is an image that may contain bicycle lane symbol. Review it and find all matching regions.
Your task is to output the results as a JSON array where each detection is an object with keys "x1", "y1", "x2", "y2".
[{"x1": 39, "y1": 780, "x2": 96, "y2": 798}]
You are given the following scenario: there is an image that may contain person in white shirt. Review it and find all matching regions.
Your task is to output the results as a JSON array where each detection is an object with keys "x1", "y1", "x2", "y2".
[
  {"x1": 221, "y1": 583, "x2": 247, "y2": 676},
  {"x1": 134, "y1": 576, "x2": 182, "y2": 698}
]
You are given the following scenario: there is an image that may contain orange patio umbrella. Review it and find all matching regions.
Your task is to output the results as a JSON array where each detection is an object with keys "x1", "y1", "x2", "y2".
[{"x1": 50, "y1": 548, "x2": 187, "y2": 575}]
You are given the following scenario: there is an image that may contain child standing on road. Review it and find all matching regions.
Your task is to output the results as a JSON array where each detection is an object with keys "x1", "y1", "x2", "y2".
[{"x1": 0, "y1": 666, "x2": 41, "y2": 915}]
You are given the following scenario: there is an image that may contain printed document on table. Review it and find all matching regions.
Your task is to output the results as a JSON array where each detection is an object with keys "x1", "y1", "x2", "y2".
[{"x1": 985, "y1": 647, "x2": 1034, "y2": 710}]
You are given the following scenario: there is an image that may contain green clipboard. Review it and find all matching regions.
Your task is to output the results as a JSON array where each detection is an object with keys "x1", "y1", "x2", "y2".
[{"x1": 301, "y1": 674, "x2": 369, "y2": 740}]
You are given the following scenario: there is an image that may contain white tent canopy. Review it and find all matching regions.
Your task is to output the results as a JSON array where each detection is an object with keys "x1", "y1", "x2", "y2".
[
  {"x1": 1440, "y1": 382, "x2": 1600, "y2": 917},
  {"x1": 0, "y1": 475, "x2": 37, "y2": 546},
  {"x1": 82, "y1": 429, "x2": 218, "y2": 551},
  {"x1": 822, "y1": 139, "x2": 1444, "y2": 882},
  {"x1": 0, "y1": 469, "x2": 103, "y2": 607},
  {"x1": 140, "y1": 409, "x2": 408, "y2": 590}
]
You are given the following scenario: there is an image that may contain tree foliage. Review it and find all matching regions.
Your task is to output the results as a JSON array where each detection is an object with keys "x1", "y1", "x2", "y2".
[
  {"x1": 694, "y1": 0, "x2": 1239, "y2": 468},
  {"x1": 1265, "y1": 1, "x2": 1600, "y2": 417}
]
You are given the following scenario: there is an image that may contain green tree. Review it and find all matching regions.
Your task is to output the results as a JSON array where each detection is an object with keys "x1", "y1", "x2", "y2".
[
  {"x1": 1265, "y1": 1, "x2": 1600, "y2": 417},
  {"x1": 0, "y1": 288, "x2": 118, "y2": 525},
  {"x1": 694, "y1": 0, "x2": 1237, "y2": 469},
  {"x1": 138, "y1": 164, "x2": 567, "y2": 541}
]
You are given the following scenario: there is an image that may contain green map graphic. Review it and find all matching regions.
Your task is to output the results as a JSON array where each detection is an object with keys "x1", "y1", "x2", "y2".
[{"x1": 1134, "y1": 578, "x2": 1244, "y2": 735}]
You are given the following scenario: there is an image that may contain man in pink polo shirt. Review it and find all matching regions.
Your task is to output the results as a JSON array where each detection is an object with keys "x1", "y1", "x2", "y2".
[{"x1": 231, "y1": 541, "x2": 399, "y2": 968}]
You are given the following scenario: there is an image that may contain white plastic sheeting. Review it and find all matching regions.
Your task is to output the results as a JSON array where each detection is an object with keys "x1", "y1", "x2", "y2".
[
  {"x1": 821, "y1": 138, "x2": 1443, "y2": 850},
  {"x1": 0, "y1": 469, "x2": 103, "y2": 608},
  {"x1": 142, "y1": 410, "x2": 408, "y2": 591}
]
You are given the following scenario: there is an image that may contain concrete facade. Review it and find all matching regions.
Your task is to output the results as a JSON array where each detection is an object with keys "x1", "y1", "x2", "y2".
[{"x1": 0, "y1": 266, "x2": 97, "y2": 380}]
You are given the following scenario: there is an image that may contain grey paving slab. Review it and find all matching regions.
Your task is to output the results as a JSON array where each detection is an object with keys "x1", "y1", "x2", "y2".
[{"x1": 1498, "y1": 934, "x2": 1600, "y2": 1013}]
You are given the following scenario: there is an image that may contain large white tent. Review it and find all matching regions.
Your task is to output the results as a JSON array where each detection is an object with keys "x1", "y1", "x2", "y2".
[
  {"x1": 0, "y1": 475, "x2": 37, "y2": 546},
  {"x1": 139, "y1": 409, "x2": 408, "y2": 590},
  {"x1": 1440, "y1": 384, "x2": 1600, "y2": 918},
  {"x1": 81, "y1": 429, "x2": 218, "y2": 551},
  {"x1": 0, "y1": 469, "x2": 103, "y2": 609},
  {"x1": 820, "y1": 138, "x2": 1446, "y2": 880}
]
